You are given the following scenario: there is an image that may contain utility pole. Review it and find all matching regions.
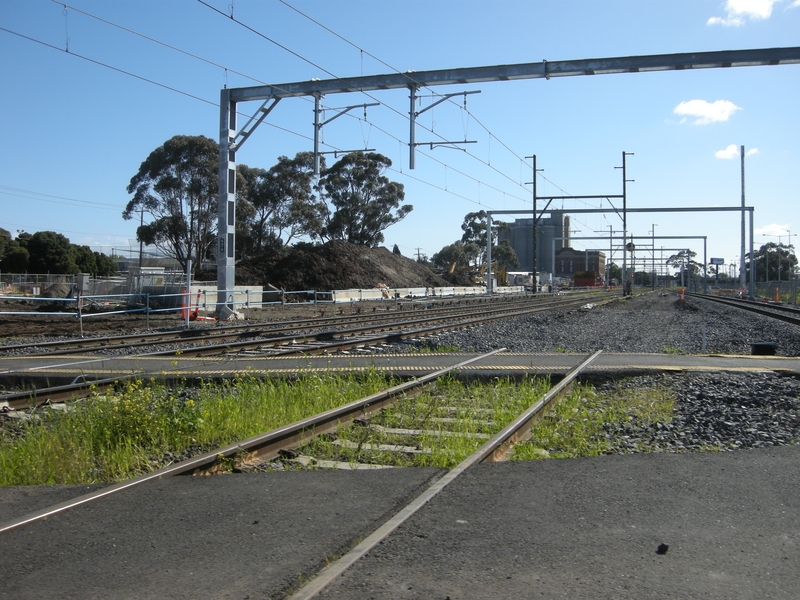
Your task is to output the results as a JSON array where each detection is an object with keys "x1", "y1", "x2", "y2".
[
  {"x1": 525, "y1": 154, "x2": 544, "y2": 293},
  {"x1": 138, "y1": 209, "x2": 144, "y2": 271},
  {"x1": 616, "y1": 152, "x2": 634, "y2": 295},
  {"x1": 415, "y1": 248, "x2": 424, "y2": 262},
  {"x1": 651, "y1": 223, "x2": 657, "y2": 290},
  {"x1": 740, "y1": 145, "x2": 746, "y2": 291},
  {"x1": 608, "y1": 226, "x2": 613, "y2": 286}
]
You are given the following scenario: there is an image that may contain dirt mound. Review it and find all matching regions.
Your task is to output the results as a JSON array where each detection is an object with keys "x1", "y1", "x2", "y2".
[
  {"x1": 39, "y1": 283, "x2": 72, "y2": 298},
  {"x1": 233, "y1": 241, "x2": 457, "y2": 291}
]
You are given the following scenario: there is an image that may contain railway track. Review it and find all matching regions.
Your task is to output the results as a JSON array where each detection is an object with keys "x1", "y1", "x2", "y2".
[
  {"x1": 688, "y1": 292, "x2": 800, "y2": 326},
  {"x1": 0, "y1": 349, "x2": 601, "y2": 538},
  {"x1": 0, "y1": 291, "x2": 613, "y2": 408},
  {"x1": 1, "y1": 291, "x2": 609, "y2": 357},
  {"x1": 3, "y1": 291, "x2": 798, "y2": 599}
]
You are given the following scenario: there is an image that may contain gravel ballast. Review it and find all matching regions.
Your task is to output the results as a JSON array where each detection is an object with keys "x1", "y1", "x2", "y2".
[
  {"x1": 425, "y1": 292, "x2": 800, "y2": 355},
  {"x1": 414, "y1": 292, "x2": 800, "y2": 454},
  {"x1": 594, "y1": 371, "x2": 800, "y2": 454}
]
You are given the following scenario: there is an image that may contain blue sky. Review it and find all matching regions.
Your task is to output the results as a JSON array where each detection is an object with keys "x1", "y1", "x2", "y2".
[{"x1": 1, "y1": 0, "x2": 798, "y2": 275}]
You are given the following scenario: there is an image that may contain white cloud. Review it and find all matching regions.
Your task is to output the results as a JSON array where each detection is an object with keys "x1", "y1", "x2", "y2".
[
  {"x1": 674, "y1": 99, "x2": 742, "y2": 125},
  {"x1": 715, "y1": 145, "x2": 759, "y2": 158},
  {"x1": 707, "y1": 0, "x2": 777, "y2": 26},
  {"x1": 715, "y1": 144, "x2": 740, "y2": 159},
  {"x1": 755, "y1": 223, "x2": 792, "y2": 237}
]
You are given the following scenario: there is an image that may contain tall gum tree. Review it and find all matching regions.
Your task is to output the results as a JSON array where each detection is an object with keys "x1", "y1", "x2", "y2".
[
  {"x1": 239, "y1": 152, "x2": 326, "y2": 257},
  {"x1": 319, "y1": 152, "x2": 411, "y2": 246},
  {"x1": 123, "y1": 135, "x2": 219, "y2": 277}
]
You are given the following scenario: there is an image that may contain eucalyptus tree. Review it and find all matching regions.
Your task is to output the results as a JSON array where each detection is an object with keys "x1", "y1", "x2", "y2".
[
  {"x1": 460, "y1": 211, "x2": 513, "y2": 268},
  {"x1": 746, "y1": 242, "x2": 798, "y2": 281},
  {"x1": 318, "y1": 152, "x2": 411, "y2": 246},
  {"x1": 123, "y1": 135, "x2": 219, "y2": 276},
  {"x1": 431, "y1": 241, "x2": 472, "y2": 271},
  {"x1": 239, "y1": 152, "x2": 327, "y2": 257}
]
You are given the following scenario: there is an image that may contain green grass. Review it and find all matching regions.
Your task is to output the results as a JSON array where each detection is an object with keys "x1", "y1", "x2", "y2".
[
  {"x1": 300, "y1": 376, "x2": 551, "y2": 469},
  {"x1": 0, "y1": 373, "x2": 679, "y2": 485},
  {"x1": 660, "y1": 346, "x2": 685, "y2": 355},
  {"x1": 512, "y1": 382, "x2": 675, "y2": 460},
  {"x1": 0, "y1": 370, "x2": 395, "y2": 486},
  {"x1": 408, "y1": 341, "x2": 461, "y2": 353}
]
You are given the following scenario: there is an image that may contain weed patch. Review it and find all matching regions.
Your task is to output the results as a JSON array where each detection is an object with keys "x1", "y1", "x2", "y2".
[
  {"x1": 513, "y1": 382, "x2": 675, "y2": 460},
  {"x1": 0, "y1": 370, "x2": 394, "y2": 486}
]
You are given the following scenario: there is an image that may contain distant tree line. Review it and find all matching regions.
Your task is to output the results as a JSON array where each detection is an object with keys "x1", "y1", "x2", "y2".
[
  {"x1": 429, "y1": 210, "x2": 519, "y2": 273},
  {"x1": 123, "y1": 135, "x2": 412, "y2": 277},
  {"x1": 0, "y1": 228, "x2": 117, "y2": 276}
]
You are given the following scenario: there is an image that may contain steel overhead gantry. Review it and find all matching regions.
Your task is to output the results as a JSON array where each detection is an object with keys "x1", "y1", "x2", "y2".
[
  {"x1": 215, "y1": 47, "x2": 799, "y2": 309},
  {"x1": 624, "y1": 236, "x2": 710, "y2": 293},
  {"x1": 486, "y1": 206, "x2": 755, "y2": 299},
  {"x1": 544, "y1": 234, "x2": 709, "y2": 292}
]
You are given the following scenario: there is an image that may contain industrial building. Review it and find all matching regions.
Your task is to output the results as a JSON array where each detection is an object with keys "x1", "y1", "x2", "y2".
[{"x1": 497, "y1": 211, "x2": 571, "y2": 274}]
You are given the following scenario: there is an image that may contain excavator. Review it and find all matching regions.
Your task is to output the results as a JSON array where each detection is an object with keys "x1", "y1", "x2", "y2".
[{"x1": 450, "y1": 261, "x2": 507, "y2": 285}]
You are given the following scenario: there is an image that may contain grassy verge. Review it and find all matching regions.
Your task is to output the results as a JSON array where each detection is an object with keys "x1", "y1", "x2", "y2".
[
  {"x1": 512, "y1": 382, "x2": 675, "y2": 460},
  {"x1": 0, "y1": 373, "x2": 678, "y2": 486},
  {"x1": 301, "y1": 376, "x2": 551, "y2": 469},
  {"x1": 0, "y1": 370, "x2": 395, "y2": 486}
]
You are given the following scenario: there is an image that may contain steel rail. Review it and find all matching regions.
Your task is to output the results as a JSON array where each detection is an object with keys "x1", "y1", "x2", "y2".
[
  {"x1": 688, "y1": 293, "x2": 800, "y2": 327},
  {"x1": 697, "y1": 294, "x2": 800, "y2": 315},
  {"x1": 0, "y1": 350, "x2": 507, "y2": 537},
  {"x1": 287, "y1": 350, "x2": 603, "y2": 600},
  {"x1": 154, "y1": 294, "x2": 613, "y2": 357},
  {"x1": 0, "y1": 294, "x2": 614, "y2": 407},
  {"x1": 0, "y1": 376, "x2": 130, "y2": 410},
  {"x1": 2, "y1": 293, "x2": 598, "y2": 356}
]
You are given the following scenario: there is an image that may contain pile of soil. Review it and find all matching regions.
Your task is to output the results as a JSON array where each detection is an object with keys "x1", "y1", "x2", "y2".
[
  {"x1": 39, "y1": 283, "x2": 72, "y2": 298},
  {"x1": 231, "y1": 241, "x2": 473, "y2": 291},
  {"x1": 1, "y1": 242, "x2": 477, "y2": 340}
]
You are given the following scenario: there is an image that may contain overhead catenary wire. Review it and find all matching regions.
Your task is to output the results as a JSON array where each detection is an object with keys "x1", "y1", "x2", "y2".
[
  {"x1": 52, "y1": 0, "x2": 269, "y2": 86},
  {"x1": 277, "y1": 0, "x2": 533, "y2": 176},
  {"x1": 5, "y1": 6, "x2": 600, "y2": 236},
  {"x1": 0, "y1": 185, "x2": 123, "y2": 210},
  {"x1": 0, "y1": 31, "x2": 500, "y2": 219},
  {"x1": 56, "y1": 1, "x2": 590, "y2": 216},
  {"x1": 29, "y1": 4, "x2": 532, "y2": 209},
  {"x1": 197, "y1": 0, "x2": 550, "y2": 205},
  {"x1": 261, "y1": 1, "x2": 607, "y2": 215}
]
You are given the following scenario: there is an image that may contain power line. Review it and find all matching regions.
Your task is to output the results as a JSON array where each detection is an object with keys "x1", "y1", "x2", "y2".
[
  {"x1": 197, "y1": 0, "x2": 540, "y2": 205},
  {"x1": 41, "y1": 2, "x2": 564, "y2": 213},
  {"x1": 278, "y1": 0, "x2": 625, "y2": 215},
  {"x1": 0, "y1": 185, "x2": 122, "y2": 210},
  {"x1": 18, "y1": 7, "x2": 508, "y2": 206},
  {"x1": 0, "y1": 32, "x2": 496, "y2": 218},
  {"x1": 1, "y1": 219, "x2": 135, "y2": 240},
  {"x1": 228, "y1": 1, "x2": 605, "y2": 214},
  {"x1": 52, "y1": 0, "x2": 269, "y2": 86},
  {"x1": 1, "y1": 26, "x2": 216, "y2": 105},
  {"x1": 5, "y1": 11, "x2": 594, "y2": 227},
  {"x1": 278, "y1": 0, "x2": 538, "y2": 178},
  {"x1": 0, "y1": 26, "x2": 314, "y2": 143}
]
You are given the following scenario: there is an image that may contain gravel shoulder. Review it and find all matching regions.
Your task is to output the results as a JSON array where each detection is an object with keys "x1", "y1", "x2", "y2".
[
  {"x1": 426, "y1": 292, "x2": 800, "y2": 356},
  {"x1": 2, "y1": 292, "x2": 799, "y2": 599}
]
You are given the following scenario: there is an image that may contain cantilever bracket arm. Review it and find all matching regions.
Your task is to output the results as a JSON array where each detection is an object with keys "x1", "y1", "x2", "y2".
[
  {"x1": 321, "y1": 102, "x2": 380, "y2": 127},
  {"x1": 409, "y1": 89, "x2": 481, "y2": 170},
  {"x1": 314, "y1": 100, "x2": 380, "y2": 174},
  {"x1": 415, "y1": 90, "x2": 481, "y2": 116},
  {"x1": 604, "y1": 197, "x2": 623, "y2": 221},
  {"x1": 231, "y1": 97, "x2": 281, "y2": 152},
  {"x1": 413, "y1": 140, "x2": 477, "y2": 150},
  {"x1": 319, "y1": 148, "x2": 376, "y2": 158}
]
